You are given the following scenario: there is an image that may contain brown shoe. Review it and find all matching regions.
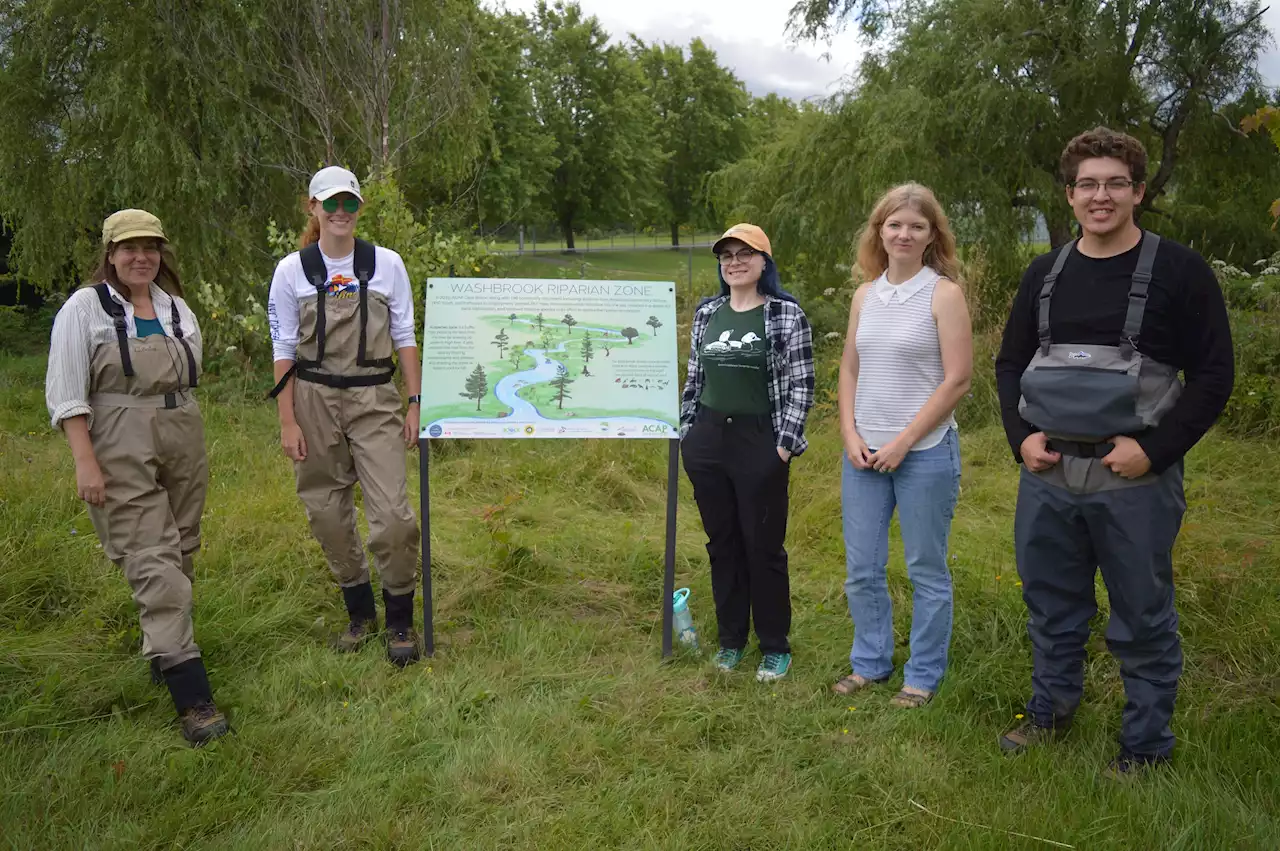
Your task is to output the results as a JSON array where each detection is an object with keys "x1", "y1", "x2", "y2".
[
  {"x1": 387, "y1": 628, "x2": 421, "y2": 668},
  {"x1": 999, "y1": 717, "x2": 1070, "y2": 754},
  {"x1": 181, "y1": 702, "x2": 229, "y2": 746},
  {"x1": 334, "y1": 617, "x2": 378, "y2": 653}
]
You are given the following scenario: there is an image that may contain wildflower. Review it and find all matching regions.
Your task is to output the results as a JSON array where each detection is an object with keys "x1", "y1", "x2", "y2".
[
  {"x1": 342, "y1": 701, "x2": 349, "y2": 708},
  {"x1": 824, "y1": 331, "x2": 841, "y2": 341},
  {"x1": 995, "y1": 575, "x2": 1002, "y2": 581},
  {"x1": 823, "y1": 287, "x2": 836, "y2": 297},
  {"x1": 847, "y1": 706, "x2": 857, "y2": 712},
  {"x1": 842, "y1": 728, "x2": 849, "y2": 735},
  {"x1": 1016, "y1": 714, "x2": 1024, "y2": 720},
  {"x1": 1015, "y1": 581, "x2": 1023, "y2": 588}
]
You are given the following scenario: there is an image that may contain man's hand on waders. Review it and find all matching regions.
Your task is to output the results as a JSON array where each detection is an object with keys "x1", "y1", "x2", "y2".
[
  {"x1": 1020, "y1": 432, "x2": 1061, "y2": 472},
  {"x1": 1102, "y1": 435, "x2": 1151, "y2": 479}
]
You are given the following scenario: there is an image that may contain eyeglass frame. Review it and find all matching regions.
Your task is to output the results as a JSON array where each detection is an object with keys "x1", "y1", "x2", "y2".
[
  {"x1": 717, "y1": 248, "x2": 759, "y2": 265},
  {"x1": 1067, "y1": 178, "x2": 1140, "y2": 195}
]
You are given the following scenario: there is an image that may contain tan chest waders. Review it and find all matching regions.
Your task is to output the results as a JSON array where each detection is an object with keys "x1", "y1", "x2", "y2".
[
  {"x1": 271, "y1": 239, "x2": 419, "y2": 603},
  {"x1": 87, "y1": 284, "x2": 208, "y2": 669}
]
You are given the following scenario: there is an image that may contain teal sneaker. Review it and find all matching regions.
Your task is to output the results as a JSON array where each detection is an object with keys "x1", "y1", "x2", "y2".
[
  {"x1": 756, "y1": 652, "x2": 792, "y2": 682},
  {"x1": 712, "y1": 647, "x2": 746, "y2": 672}
]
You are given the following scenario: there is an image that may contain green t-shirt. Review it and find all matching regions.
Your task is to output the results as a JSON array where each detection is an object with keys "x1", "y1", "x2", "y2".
[
  {"x1": 134, "y1": 317, "x2": 165, "y2": 338},
  {"x1": 699, "y1": 303, "x2": 770, "y2": 415}
]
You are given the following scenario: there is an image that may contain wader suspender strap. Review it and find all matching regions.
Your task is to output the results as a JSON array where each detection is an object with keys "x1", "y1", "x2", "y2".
[
  {"x1": 1120, "y1": 231, "x2": 1161, "y2": 360},
  {"x1": 1037, "y1": 231, "x2": 1162, "y2": 358},
  {"x1": 1038, "y1": 240, "x2": 1074, "y2": 356},
  {"x1": 169, "y1": 298, "x2": 199, "y2": 388},
  {"x1": 267, "y1": 244, "x2": 327, "y2": 399},
  {"x1": 354, "y1": 239, "x2": 394, "y2": 372},
  {"x1": 94, "y1": 283, "x2": 134, "y2": 378}
]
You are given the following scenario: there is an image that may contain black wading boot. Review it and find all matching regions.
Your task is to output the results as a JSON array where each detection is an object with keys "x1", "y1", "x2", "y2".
[
  {"x1": 164, "y1": 657, "x2": 229, "y2": 746},
  {"x1": 382, "y1": 589, "x2": 421, "y2": 668},
  {"x1": 334, "y1": 582, "x2": 379, "y2": 652}
]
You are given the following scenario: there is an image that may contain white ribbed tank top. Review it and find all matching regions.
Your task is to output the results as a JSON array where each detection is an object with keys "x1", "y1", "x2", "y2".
[{"x1": 854, "y1": 266, "x2": 956, "y2": 451}]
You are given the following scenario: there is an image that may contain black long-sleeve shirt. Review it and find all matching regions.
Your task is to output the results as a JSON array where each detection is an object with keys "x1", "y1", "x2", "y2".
[{"x1": 995, "y1": 232, "x2": 1234, "y2": 474}]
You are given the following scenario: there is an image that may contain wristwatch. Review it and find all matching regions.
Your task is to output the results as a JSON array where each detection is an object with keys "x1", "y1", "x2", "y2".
[{"x1": 407, "y1": 395, "x2": 421, "y2": 405}]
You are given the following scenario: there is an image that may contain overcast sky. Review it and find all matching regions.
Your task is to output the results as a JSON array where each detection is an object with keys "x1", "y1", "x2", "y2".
[{"x1": 495, "y1": 0, "x2": 1280, "y2": 101}]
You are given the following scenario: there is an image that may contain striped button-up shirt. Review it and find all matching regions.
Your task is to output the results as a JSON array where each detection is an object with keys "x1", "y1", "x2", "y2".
[
  {"x1": 680, "y1": 294, "x2": 815, "y2": 455},
  {"x1": 45, "y1": 283, "x2": 202, "y2": 429}
]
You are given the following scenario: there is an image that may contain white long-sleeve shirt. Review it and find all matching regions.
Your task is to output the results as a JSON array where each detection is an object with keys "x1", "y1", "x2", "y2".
[
  {"x1": 45, "y1": 283, "x2": 202, "y2": 429},
  {"x1": 267, "y1": 244, "x2": 417, "y2": 362}
]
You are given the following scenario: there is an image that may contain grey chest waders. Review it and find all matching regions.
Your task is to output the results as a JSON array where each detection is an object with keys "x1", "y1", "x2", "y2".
[{"x1": 1018, "y1": 232, "x2": 1182, "y2": 450}]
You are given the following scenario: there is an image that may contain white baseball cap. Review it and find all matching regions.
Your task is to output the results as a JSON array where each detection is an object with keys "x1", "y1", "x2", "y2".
[{"x1": 308, "y1": 166, "x2": 363, "y2": 202}]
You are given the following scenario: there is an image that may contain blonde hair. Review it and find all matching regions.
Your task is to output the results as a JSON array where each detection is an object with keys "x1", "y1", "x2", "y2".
[
  {"x1": 93, "y1": 239, "x2": 183, "y2": 298},
  {"x1": 855, "y1": 183, "x2": 961, "y2": 283}
]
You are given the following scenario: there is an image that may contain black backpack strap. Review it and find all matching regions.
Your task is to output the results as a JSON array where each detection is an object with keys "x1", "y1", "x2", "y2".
[
  {"x1": 353, "y1": 238, "x2": 393, "y2": 369},
  {"x1": 169, "y1": 297, "x2": 199, "y2": 388},
  {"x1": 94, "y1": 283, "x2": 134, "y2": 378},
  {"x1": 1037, "y1": 241, "x2": 1074, "y2": 356},
  {"x1": 1120, "y1": 231, "x2": 1161, "y2": 360}
]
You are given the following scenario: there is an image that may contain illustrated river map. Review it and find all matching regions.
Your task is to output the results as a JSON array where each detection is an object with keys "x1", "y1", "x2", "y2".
[{"x1": 419, "y1": 277, "x2": 680, "y2": 439}]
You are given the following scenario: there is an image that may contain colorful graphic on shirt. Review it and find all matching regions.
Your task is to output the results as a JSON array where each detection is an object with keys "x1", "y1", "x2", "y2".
[
  {"x1": 700, "y1": 329, "x2": 763, "y2": 361},
  {"x1": 326, "y1": 274, "x2": 358, "y2": 298}
]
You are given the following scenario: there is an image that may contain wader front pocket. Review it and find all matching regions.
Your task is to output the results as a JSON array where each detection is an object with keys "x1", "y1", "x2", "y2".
[{"x1": 1020, "y1": 366, "x2": 1143, "y2": 440}]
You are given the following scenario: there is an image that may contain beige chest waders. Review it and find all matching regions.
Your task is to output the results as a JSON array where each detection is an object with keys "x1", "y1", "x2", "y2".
[
  {"x1": 87, "y1": 284, "x2": 207, "y2": 668},
  {"x1": 271, "y1": 240, "x2": 419, "y2": 598}
]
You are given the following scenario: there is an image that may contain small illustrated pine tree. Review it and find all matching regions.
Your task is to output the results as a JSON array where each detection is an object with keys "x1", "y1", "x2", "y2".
[
  {"x1": 581, "y1": 333, "x2": 594, "y2": 376},
  {"x1": 551, "y1": 363, "x2": 574, "y2": 409},
  {"x1": 535, "y1": 312, "x2": 545, "y2": 330},
  {"x1": 460, "y1": 364, "x2": 488, "y2": 411},
  {"x1": 562, "y1": 314, "x2": 578, "y2": 334},
  {"x1": 492, "y1": 328, "x2": 510, "y2": 359},
  {"x1": 647, "y1": 315, "x2": 663, "y2": 335}
]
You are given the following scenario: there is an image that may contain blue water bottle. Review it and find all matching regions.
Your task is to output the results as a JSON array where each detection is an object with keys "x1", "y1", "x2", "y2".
[{"x1": 672, "y1": 587, "x2": 699, "y2": 650}]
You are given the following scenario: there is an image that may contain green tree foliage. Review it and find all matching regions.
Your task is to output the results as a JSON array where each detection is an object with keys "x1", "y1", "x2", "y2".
[
  {"x1": 633, "y1": 38, "x2": 749, "y2": 245},
  {"x1": 561, "y1": 313, "x2": 577, "y2": 334},
  {"x1": 461, "y1": 363, "x2": 488, "y2": 410},
  {"x1": 620, "y1": 327, "x2": 639, "y2": 344},
  {"x1": 719, "y1": 0, "x2": 1272, "y2": 314},
  {"x1": 0, "y1": 0, "x2": 490, "y2": 305},
  {"x1": 525, "y1": 1, "x2": 659, "y2": 249},
  {"x1": 646, "y1": 315, "x2": 663, "y2": 335}
]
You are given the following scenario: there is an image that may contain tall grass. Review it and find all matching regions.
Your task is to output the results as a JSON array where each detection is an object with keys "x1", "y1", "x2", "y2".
[{"x1": 2, "y1": 342, "x2": 1278, "y2": 848}]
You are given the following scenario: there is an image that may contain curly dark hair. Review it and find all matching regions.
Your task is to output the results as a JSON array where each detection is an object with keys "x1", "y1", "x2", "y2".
[{"x1": 1059, "y1": 127, "x2": 1147, "y2": 185}]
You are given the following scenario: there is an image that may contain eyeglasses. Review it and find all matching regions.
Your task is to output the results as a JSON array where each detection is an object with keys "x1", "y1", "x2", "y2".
[
  {"x1": 321, "y1": 197, "x2": 361, "y2": 214},
  {"x1": 1070, "y1": 178, "x2": 1137, "y2": 195},
  {"x1": 718, "y1": 248, "x2": 758, "y2": 265}
]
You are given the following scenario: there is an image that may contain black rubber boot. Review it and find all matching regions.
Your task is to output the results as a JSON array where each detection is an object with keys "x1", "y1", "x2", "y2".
[
  {"x1": 382, "y1": 589, "x2": 421, "y2": 668},
  {"x1": 335, "y1": 582, "x2": 379, "y2": 652},
  {"x1": 164, "y1": 657, "x2": 229, "y2": 746}
]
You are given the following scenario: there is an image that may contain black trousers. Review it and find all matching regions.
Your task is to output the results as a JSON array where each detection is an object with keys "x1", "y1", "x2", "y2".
[
  {"x1": 681, "y1": 409, "x2": 791, "y2": 654},
  {"x1": 1015, "y1": 464, "x2": 1186, "y2": 758}
]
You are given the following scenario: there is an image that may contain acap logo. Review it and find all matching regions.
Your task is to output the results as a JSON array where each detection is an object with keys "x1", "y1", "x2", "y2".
[{"x1": 641, "y1": 424, "x2": 669, "y2": 434}]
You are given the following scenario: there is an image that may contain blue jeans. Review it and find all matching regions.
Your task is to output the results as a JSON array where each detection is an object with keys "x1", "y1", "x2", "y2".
[{"x1": 841, "y1": 428, "x2": 961, "y2": 692}]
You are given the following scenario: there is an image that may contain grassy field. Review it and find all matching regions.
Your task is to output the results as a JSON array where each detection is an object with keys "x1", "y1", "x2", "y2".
[{"x1": 3, "y1": 251, "x2": 1279, "y2": 849}]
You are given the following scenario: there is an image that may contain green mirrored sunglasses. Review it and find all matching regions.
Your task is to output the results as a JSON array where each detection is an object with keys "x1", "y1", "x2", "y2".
[{"x1": 321, "y1": 197, "x2": 361, "y2": 214}]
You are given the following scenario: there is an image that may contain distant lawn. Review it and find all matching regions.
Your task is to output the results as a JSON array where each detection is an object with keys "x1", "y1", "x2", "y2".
[
  {"x1": 497, "y1": 248, "x2": 720, "y2": 290},
  {"x1": 487, "y1": 230, "x2": 720, "y2": 254}
]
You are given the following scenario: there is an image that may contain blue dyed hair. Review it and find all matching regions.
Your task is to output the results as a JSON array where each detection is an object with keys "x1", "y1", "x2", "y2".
[{"x1": 715, "y1": 254, "x2": 798, "y2": 303}]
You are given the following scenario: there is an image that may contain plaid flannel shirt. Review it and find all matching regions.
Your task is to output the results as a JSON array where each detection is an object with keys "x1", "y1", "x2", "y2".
[{"x1": 679, "y1": 294, "x2": 816, "y2": 455}]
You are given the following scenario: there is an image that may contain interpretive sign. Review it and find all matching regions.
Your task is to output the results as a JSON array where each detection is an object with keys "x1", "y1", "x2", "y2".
[{"x1": 419, "y1": 277, "x2": 680, "y2": 439}]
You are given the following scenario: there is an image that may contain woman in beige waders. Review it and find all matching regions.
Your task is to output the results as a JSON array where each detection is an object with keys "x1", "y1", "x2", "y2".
[
  {"x1": 45, "y1": 209, "x2": 228, "y2": 745},
  {"x1": 268, "y1": 167, "x2": 423, "y2": 667}
]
